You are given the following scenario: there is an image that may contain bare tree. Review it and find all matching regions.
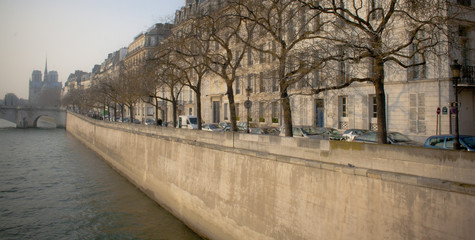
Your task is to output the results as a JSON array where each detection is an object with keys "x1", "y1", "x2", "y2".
[
  {"x1": 230, "y1": 0, "x2": 340, "y2": 136},
  {"x1": 148, "y1": 44, "x2": 185, "y2": 127},
  {"x1": 298, "y1": 0, "x2": 450, "y2": 143},
  {"x1": 171, "y1": 22, "x2": 212, "y2": 130},
  {"x1": 116, "y1": 62, "x2": 142, "y2": 123},
  {"x1": 195, "y1": 7, "x2": 256, "y2": 132}
]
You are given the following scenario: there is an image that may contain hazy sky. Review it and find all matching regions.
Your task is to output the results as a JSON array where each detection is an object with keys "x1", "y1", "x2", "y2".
[{"x1": 0, "y1": 0, "x2": 184, "y2": 99}]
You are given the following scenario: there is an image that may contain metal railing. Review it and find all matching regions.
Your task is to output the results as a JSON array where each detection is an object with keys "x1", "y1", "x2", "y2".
[{"x1": 460, "y1": 66, "x2": 474, "y2": 85}]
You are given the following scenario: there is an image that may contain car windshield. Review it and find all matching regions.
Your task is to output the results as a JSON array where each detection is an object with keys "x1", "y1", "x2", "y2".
[
  {"x1": 356, "y1": 132, "x2": 376, "y2": 141},
  {"x1": 188, "y1": 118, "x2": 197, "y2": 124},
  {"x1": 461, "y1": 136, "x2": 475, "y2": 149},
  {"x1": 328, "y1": 129, "x2": 340, "y2": 135},
  {"x1": 251, "y1": 128, "x2": 264, "y2": 134},
  {"x1": 390, "y1": 132, "x2": 411, "y2": 143},
  {"x1": 208, "y1": 124, "x2": 219, "y2": 129}
]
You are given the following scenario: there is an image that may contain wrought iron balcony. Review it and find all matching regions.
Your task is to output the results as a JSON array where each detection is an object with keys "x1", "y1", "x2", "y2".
[{"x1": 460, "y1": 66, "x2": 474, "y2": 86}]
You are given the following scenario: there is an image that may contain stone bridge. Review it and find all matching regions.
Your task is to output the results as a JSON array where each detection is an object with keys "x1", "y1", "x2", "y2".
[{"x1": 0, "y1": 106, "x2": 66, "y2": 128}]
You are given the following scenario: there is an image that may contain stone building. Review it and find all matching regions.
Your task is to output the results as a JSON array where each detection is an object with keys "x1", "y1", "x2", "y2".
[
  {"x1": 123, "y1": 23, "x2": 173, "y2": 123},
  {"x1": 169, "y1": 0, "x2": 474, "y2": 142}
]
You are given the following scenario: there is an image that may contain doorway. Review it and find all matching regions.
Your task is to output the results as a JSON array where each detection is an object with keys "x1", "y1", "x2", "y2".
[{"x1": 315, "y1": 99, "x2": 324, "y2": 127}]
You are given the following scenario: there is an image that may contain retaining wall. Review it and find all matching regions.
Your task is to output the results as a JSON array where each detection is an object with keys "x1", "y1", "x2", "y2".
[{"x1": 66, "y1": 112, "x2": 475, "y2": 240}]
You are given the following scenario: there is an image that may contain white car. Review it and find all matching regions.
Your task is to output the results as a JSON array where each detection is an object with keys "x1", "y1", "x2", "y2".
[{"x1": 342, "y1": 129, "x2": 368, "y2": 141}]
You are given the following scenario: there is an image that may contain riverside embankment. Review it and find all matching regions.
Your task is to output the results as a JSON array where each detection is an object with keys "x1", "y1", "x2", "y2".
[{"x1": 66, "y1": 112, "x2": 475, "y2": 240}]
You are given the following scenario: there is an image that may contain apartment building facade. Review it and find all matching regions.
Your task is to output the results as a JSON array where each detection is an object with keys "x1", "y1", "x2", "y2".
[{"x1": 172, "y1": 0, "x2": 474, "y2": 141}]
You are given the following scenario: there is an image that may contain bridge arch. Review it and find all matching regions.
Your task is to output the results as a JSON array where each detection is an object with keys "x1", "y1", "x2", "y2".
[
  {"x1": 0, "y1": 106, "x2": 66, "y2": 128},
  {"x1": 33, "y1": 115, "x2": 57, "y2": 128}
]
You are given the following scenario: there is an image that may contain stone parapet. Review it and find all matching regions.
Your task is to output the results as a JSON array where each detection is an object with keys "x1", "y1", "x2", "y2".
[{"x1": 67, "y1": 112, "x2": 475, "y2": 240}]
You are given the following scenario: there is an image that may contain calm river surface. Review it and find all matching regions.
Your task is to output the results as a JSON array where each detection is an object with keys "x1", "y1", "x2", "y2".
[{"x1": 0, "y1": 128, "x2": 202, "y2": 240}]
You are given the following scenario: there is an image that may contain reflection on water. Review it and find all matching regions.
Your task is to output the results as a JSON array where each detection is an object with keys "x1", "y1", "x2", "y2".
[{"x1": 0, "y1": 129, "x2": 202, "y2": 240}]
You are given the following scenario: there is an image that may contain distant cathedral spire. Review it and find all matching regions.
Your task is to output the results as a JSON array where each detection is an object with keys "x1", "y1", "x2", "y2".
[{"x1": 44, "y1": 58, "x2": 48, "y2": 82}]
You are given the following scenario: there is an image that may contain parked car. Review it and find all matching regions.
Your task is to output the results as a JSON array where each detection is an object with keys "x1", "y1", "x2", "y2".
[
  {"x1": 353, "y1": 131, "x2": 421, "y2": 146},
  {"x1": 145, "y1": 119, "x2": 156, "y2": 125},
  {"x1": 250, "y1": 127, "x2": 280, "y2": 136},
  {"x1": 424, "y1": 135, "x2": 475, "y2": 151},
  {"x1": 218, "y1": 122, "x2": 230, "y2": 129},
  {"x1": 237, "y1": 122, "x2": 259, "y2": 133},
  {"x1": 177, "y1": 115, "x2": 198, "y2": 129},
  {"x1": 317, "y1": 127, "x2": 344, "y2": 141},
  {"x1": 342, "y1": 129, "x2": 369, "y2": 141},
  {"x1": 202, "y1": 123, "x2": 223, "y2": 132},
  {"x1": 280, "y1": 126, "x2": 325, "y2": 139}
]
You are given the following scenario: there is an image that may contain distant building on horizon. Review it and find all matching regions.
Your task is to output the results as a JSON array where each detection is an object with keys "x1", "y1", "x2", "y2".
[
  {"x1": 3, "y1": 93, "x2": 28, "y2": 106},
  {"x1": 29, "y1": 59, "x2": 62, "y2": 106}
]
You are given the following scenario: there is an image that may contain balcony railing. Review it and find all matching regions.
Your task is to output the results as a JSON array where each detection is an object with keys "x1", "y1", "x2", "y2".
[{"x1": 460, "y1": 66, "x2": 474, "y2": 86}]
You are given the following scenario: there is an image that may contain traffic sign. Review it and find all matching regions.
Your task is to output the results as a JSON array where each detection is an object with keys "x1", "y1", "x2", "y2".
[{"x1": 244, "y1": 100, "x2": 252, "y2": 109}]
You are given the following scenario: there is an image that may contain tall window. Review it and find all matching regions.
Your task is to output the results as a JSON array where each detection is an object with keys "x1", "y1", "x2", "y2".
[
  {"x1": 340, "y1": 96, "x2": 348, "y2": 117},
  {"x1": 235, "y1": 76, "x2": 241, "y2": 94},
  {"x1": 408, "y1": 31, "x2": 427, "y2": 80},
  {"x1": 459, "y1": 26, "x2": 470, "y2": 66},
  {"x1": 236, "y1": 103, "x2": 240, "y2": 119},
  {"x1": 259, "y1": 72, "x2": 265, "y2": 92},
  {"x1": 272, "y1": 101, "x2": 279, "y2": 123},
  {"x1": 272, "y1": 71, "x2": 279, "y2": 92},
  {"x1": 247, "y1": 48, "x2": 253, "y2": 66},
  {"x1": 312, "y1": 69, "x2": 320, "y2": 88},
  {"x1": 259, "y1": 44, "x2": 265, "y2": 64},
  {"x1": 272, "y1": 41, "x2": 277, "y2": 61},
  {"x1": 259, "y1": 102, "x2": 264, "y2": 122},
  {"x1": 372, "y1": 96, "x2": 377, "y2": 118},
  {"x1": 370, "y1": 0, "x2": 382, "y2": 20},
  {"x1": 287, "y1": 16, "x2": 295, "y2": 41},
  {"x1": 312, "y1": 2, "x2": 321, "y2": 31},
  {"x1": 224, "y1": 103, "x2": 228, "y2": 120},
  {"x1": 247, "y1": 74, "x2": 253, "y2": 93},
  {"x1": 337, "y1": 45, "x2": 349, "y2": 84},
  {"x1": 299, "y1": 7, "x2": 308, "y2": 32},
  {"x1": 409, "y1": 93, "x2": 426, "y2": 134}
]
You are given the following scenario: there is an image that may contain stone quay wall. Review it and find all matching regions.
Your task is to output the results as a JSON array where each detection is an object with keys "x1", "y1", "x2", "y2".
[{"x1": 66, "y1": 112, "x2": 475, "y2": 240}]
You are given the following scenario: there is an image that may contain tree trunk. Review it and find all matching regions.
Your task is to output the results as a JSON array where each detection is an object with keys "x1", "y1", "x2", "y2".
[
  {"x1": 196, "y1": 89, "x2": 202, "y2": 130},
  {"x1": 281, "y1": 89, "x2": 293, "y2": 137},
  {"x1": 374, "y1": 56, "x2": 388, "y2": 144},
  {"x1": 120, "y1": 105, "x2": 124, "y2": 122},
  {"x1": 172, "y1": 101, "x2": 178, "y2": 128},
  {"x1": 226, "y1": 83, "x2": 238, "y2": 132},
  {"x1": 129, "y1": 105, "x2": 134, "y2": 123},
  {"x1": 155, "y1": 97, "x2": 160, "y2": 124},
  {"x1": 113, "y1": 105, "x2": 117, "y2": 122}
]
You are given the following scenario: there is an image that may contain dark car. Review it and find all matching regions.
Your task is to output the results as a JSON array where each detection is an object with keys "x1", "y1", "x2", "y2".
[
  {"x1": 353, "y1": 131, "x2": 421, "y2": 146},
  {"x1": 424, "y1": 135, "x2": 475, "y2": 151}
]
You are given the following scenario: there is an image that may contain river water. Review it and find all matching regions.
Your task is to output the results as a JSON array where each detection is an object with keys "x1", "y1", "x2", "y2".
[{"x1": 0, "y1": 128, "x2": 202, "y2": 240}]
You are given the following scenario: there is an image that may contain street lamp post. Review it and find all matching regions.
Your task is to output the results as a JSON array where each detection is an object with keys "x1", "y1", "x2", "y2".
[
  {"x1": 450, "y1": 60, "x2": 462, "y2": 150},
  {"x1": 245, "y1": 87, "x2": 252, "y2": 133}
]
